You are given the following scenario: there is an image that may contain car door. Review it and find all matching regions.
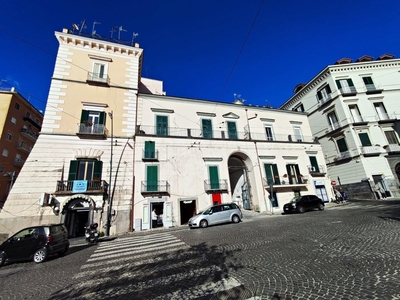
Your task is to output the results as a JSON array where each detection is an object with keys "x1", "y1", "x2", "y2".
[
  {"x1": 208, "y1": 205, "x2": 222, "y2": 225},
  {"x1": 220, "y1": 204, "x2": 232, "y2": 223},
  {"x1": 309, "y1": 196, "x2": 319, "y2": 208},
  {"x1": 5, "y1": 228, "x2": 38, "y2": 260},
  {"x1": 302, "y1": 196, "x2": 311, "y2": 210}
]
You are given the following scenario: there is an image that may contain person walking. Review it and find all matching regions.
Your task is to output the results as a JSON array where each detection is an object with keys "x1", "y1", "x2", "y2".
[
  {"x1": 152, "y1": 208, "x2": 158, "y2": 228},
  {"x1": 335, "y1": 189, "x2": 343, "y2": 204},
  {"x1": 379, "y1": 186, "x2": 387, "y2": 200}
]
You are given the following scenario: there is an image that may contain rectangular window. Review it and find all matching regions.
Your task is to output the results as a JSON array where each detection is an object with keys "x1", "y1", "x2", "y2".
[
  {"x1": 316, "y1": 85, "x2": 332, "y2": 102},
  {"x1": 336, "y1": 79, "x2": 356, "y2": 94},
  {"x1": 146, "y1": 165, "x2": 158, "y2": 192},
  {"x1": 11, "y1": 117, "x2": 16, "y2": 124},
  {"x1": 293, "y1": 104, "x2": 304, "y2": 112},
  {"x1": 0, "y1": 166, "x2": 4, "y2": 173},
  {"x1": 6, "y1": 133, "x2": 12, "y2": 141},
  {"x1": 80, "y1": 110, "x2": 106, "y2": 134},
  {"x1": 156, "y1": 115, "x2": 168, "y2": 136},
  {"x1": 226, "y1": 121, "x2": 238, "y2": 139},
  {"x1": 15, "y1": 154, "x2": 21, "y2": 162},
  {"x1": 309, "y1": 156, "x2": 320, "y2": 173},
  {"x1": 202, "y1": 119, "x2": 213, "y2": 138},
  {"x1": 264, "y1": 164, "x2": 281, "y2": 185},
  {"x1": 2, "y1": 149, "x2": 9, "y2": 157},
  {"x1": 358, "y1": 133, "x2": 372, "y2": 146},
  {"x1": 269, "y1": 191, "x2": 279, "y2": 208},
  {"x1": 286, "y1": 164, "x2": 302, "y2": 184},
  {"x1": 209, "y1": 166, "x2": 220, "y2": 189},
  {"x1": 327, "y1": 111, "x2": 339, "y2": 130},
  {"x1": 349, "y1": 105, "x2": 363, "y2": 123},
  {"x1": 25, "y1": 111, "x2": 31, "y2": 118},
  {"x1": 144, "y1": 141, "x2": 156, "y2": 159},
  {"x1": 265, "y1": 125, "x2": 275, "y2": 141},
  {"x1": 68, "y1": 159, "x2": 103, "y2": 181},
  {"x1": 362, "y1": 76, "x2": 376, "y2": 91},
  {"x1": 336, "y1": 137, "x2": 348, "y2": 153},
  {"x1": 384, "y1": 131, "x2": 398, "y2": 145},
  {"x1": 293, "y1": 126, "x2": 303, "y2": 142},
  {"x1": 15, "y1": 103, "x2": 20, "y2": 110},
  {"x1": 374, "y1": 102, "x2": 388, "y2": 120}
]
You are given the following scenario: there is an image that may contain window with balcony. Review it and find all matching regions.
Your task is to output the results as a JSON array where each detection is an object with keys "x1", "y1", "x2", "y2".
[
  {"x1": 146, "y1": 165, "x2": 158, "y2": 192},
  {"x1": 362, "y1": 77, "x2": 376, "y2": 91},
  {"x1": 316, "y1": 84, "x2": 332, "y2": 103},
  {"x1": 349, "y1": 105, "x2": 363, "y2": 123},
  {"x1": 6, "y1": 133, "x2": 12, "y2": 141},
  {"x1": 374, "y1": 102, "x2": 389, "y2": 120},
  {"x1": 336, "y1": 79, "x2": 356, "y2": 96},
  {"x1": 327, "y1": 111, "x2": 340, "y2": 130},
  {"x1": 202, "y1": 119, "x2": 213, "y2": 138},
  {"x1": 79, "y1": 110, "x2": 106, "y2": 135},
  {"x1": 309, "y1": 156, "x2": 320, "y2": 173},
  {"x1": 264, "y1": 164, "x2": 280, "y2": 185},
  {"x1": 358, "y1": 133, "x2": 372, "y2": 147},
  {"x1": 15, "y1": 154, "x2": 22, "y2": 163},
  {"x1": 68, "y1": 159, "x2": 103, "y2": 181},
  {"x1": 265, "y1": 125, "x2": 275, "y2": 141},
  {"x1": 285, "y1": 164, "x2": 302, "y2": 184},
  {"x1": 293, "y1": 103, "x2": 304, "y2": 112},
  {"x1": 156, "y1": 115, "x2": 168, "y2": 136},
  {"x1": 144, "y1": 141, "x2": 156, "y2": 159},
  {"x1": 293, "y1": 126, "x2": 303, "y2": 142},
  {"x1": 226, "y1": 121, "x2": 238, "y2": 139},
  {"x1": 208, "y1": 166, "x2": 220, "y2": 189},
  {"x1": 88, "y1": 62, "x2": 109, "y2": 84},
  {"x1": 384, "y1": 130, "x2": 399, "y2": 145}
]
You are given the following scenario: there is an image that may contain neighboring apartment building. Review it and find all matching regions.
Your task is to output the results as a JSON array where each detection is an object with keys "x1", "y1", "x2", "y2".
[
  {"x1": 280, "y1": 54, "x2": 400, "y2": 200},
  {"x1": 0, "y1": 88, "x2": 43, "y2": 208},
  {"x1": 0, "y1": 27, "x2": 332, "y2": 237}
]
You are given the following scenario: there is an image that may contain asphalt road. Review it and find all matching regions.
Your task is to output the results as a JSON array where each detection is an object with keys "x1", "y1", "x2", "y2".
[{"x1": 1, "y1": 199, "x2": 400, "y2": 300}]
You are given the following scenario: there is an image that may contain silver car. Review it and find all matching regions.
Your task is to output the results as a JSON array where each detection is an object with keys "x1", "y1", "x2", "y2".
[{"x1": 188, "y1": 203, "x2": 243, "y2": 228}]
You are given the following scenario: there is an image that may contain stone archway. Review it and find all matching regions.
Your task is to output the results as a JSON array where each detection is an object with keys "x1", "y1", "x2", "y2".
[
  {"x1": 62, "y1": 195, "x2": 95, "y2": 238},
  {"x1": 228, "y1": 153, "x2": 255, "y2": 210}
]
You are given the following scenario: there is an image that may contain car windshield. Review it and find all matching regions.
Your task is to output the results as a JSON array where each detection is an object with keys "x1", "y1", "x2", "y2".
[
  {"x1": 203, "y1": 207, "x2": 212, "y2": 214},
  {"x1": 290, "y1": 197, "x2": 300, "y2": 203}
]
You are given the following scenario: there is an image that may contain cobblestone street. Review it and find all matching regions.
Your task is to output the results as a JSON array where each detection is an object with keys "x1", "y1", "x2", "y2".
[{"x1": 1, "y1": 200, "x2": 400, "y2": 299}]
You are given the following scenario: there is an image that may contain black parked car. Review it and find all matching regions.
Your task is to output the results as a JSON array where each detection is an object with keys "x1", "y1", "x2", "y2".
[
  {"x1": 0, "y1": 224, "x2": 70, "y2": 267},
  {"x1": 283, "y1": 195, "x2": 325, "y2": 214}
]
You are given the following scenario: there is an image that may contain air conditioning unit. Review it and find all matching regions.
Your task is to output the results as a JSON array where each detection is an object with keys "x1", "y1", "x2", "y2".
[{"x1": 38, "y1": 192, "x2": 50, "y2": 206}]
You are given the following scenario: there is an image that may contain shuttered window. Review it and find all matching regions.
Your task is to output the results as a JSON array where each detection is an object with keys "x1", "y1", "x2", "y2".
[
  {"x1": 209, "y1": 166, "x2": 220, "y2": 189},
  {"x1": 358, "y1": 133, "x2": 372, "y2": 147}
]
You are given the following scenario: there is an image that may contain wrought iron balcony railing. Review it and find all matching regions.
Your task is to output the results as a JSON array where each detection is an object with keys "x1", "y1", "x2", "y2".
[
  {"x1": 54, "y1": 180, "x2": 108, "y2": 195},
  {"x1": 20, "y1": 128, "x2": 38, "y2": 141},
  {"x1": 204, "y1": 179, "x2": 229, "y2": 193},
  {"x1": 87, "y1": 72, "x2": 110, "y2": 86},
  {"x1": 141, "y1": 181, "x2": 170, "y2": 195}
]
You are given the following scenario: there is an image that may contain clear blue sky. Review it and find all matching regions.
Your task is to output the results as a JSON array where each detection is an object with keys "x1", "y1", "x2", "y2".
[{"x1": 1, "y1": 0, "x2": 400, "y2": 113}]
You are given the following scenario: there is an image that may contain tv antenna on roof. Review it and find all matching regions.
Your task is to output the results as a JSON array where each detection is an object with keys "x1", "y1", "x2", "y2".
[
  {"x1": 79, "y1": 19, "x2": 87, "y2": 34},
  {"x1": 92, "y1": 21, "x2": 101, "y2": 37},
  {"x1": 118, "y1": 26, "x2": 127, "y2": 39},
  {"x1": 132, "y1": 32, "x2": 139, "y2": 45}
]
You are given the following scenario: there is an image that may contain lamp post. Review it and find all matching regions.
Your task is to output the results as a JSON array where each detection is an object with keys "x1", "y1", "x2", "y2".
[{"x1": 106, "y1": 111, "x2": 113, "y2": 236}]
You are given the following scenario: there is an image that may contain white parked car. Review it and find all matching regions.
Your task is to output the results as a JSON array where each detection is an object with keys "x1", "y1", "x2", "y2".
[{"x1": 188, "y1": 203, "x2": 243, "y2": 228}]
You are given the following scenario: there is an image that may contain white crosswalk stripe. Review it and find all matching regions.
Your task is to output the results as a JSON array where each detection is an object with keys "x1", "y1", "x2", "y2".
[{"x1": 67, "y1": 232, "x2": 251, "y2": 299}]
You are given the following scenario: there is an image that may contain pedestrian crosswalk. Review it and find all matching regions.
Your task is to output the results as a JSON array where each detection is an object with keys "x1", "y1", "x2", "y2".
[
  {"x1": 327, "y1": 202, "x2": 400, "y2": 210},
  {"x1": 64, "y1": 232, "x2": 255, "y2": 300}
]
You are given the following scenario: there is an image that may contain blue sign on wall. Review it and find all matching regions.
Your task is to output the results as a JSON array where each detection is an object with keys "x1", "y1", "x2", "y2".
[{"x1": 72, "y1": 180, "x2": 88, "y2": 193}]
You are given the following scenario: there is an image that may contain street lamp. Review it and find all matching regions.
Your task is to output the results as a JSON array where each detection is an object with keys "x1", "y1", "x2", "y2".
[{"x1": 106, "y1": 111, "x2": 113, "y2": 236}]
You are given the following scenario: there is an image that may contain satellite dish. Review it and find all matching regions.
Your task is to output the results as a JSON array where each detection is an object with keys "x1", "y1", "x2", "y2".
[{"x1": 72, "y1": 23, "x2": 79, "y2": 31}]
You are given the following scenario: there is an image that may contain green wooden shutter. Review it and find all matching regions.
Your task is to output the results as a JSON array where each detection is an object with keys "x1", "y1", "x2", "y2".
[
  {"x1": 295, "y1": 164, "x2": 301, "y2": 183},
  {"x1": 264, "y1": 164, "x2": 274, "y2": 185},
  {"x1": 317, "y1": 90, "x2": 322, "y2": 100},
  {"x1": 347, "y1": 79, "x2": 354, "y2": 87},
  {"x1": 326, "y1": 84, "x2": 332, "y2": 94},
  {"x1": 202, "y1": 119, "x2": 213, "y2": 138},
  {"x1": 335, "y1": 80, "x2": 342, "y2": 89},
  {"x1": 359, "y1": 133, "x2": 372, "y2": 146},
  {"x1": 227, "y1": 121, "x2": 238, "y2": 139},
  {"x1": 68, "y1": 160, "x2": 79, "y2": 180},
  {"x1": 144, "y1": 141, "x2": 155, "y2": 158},
  {"x1": 272, "y1": 164, "x2": 280, "y2": 184},
  {"x1": 286, "y1": 165, "x2": 293, "y2": 184},
  {"x1": 93, "y1": 160, "x2": 103, "y2": 180},
  {"x1": 80, "y1": 110, "x2": 89, "y2": 123},
  {"x1": 209, "y1": 166, "x2": 220, "y2": 189},
  {"x1": 309, "y1": 156, "x2": 320, "y2": 173},
  {"x1": 363, "y1": 77, "x2": 373, "y2": 85},
  {"x1": 146, "y1": 165, "x2": 158, "y2": 191},
  {"x1": 156, "y1": 116, "x2": 168, "y2": 136},
  {"x1": 99, "y1": 112, "x2": 106, "y2": 125},
  {"x1": 337, "y1": 138, "x2": 348, "y2": 152}
]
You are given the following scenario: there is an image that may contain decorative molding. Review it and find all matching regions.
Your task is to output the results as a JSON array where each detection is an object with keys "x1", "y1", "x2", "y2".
[
  {"x1": 222, "y1": 112, "x2": 240, "y2": 119},
  {"x1": 197, "y1": 112, "x2": 216, "y2": 117},
  {"x1": 81, "y1": 101, "x2": 109, "y2": 108},
  {"x1": 88, "y1": 54, "x2": 113, "y2": 62},
  {"x1": 259, "y1": 156, "x2": 276, "y2": 159},
  {"x1": 75, "y1": 148, "x2": 104, "y2": 159},
  {"x1": 283, "y1": 156, "x2": 298, "y2": 160},
  {"x1": 368, "y1": 96, "x2": 384, "y2": 101},
  {"x1": 289, "y1": 121, "x2": 302, "y2": 125},
  {"x1": 151, "y1": 108, "x2": 174, "y2": 114},
  {"x1": 202, "y1": 157, "x2": 223, "y2": 162},
  {"x1": 305, "y1": 151, "x2": 318, "y2": 155},
  {"x1": 260, "y1": 118, "x2": 275, "y2": 122}
]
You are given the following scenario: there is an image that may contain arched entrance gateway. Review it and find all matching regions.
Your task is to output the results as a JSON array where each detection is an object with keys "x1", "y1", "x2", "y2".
[
  {"x1": 61, "y1": 195, "x2": 97, "y2": 238},
  {"x1": 228, "y1": 153, "x2": 257, "y2": 210}
]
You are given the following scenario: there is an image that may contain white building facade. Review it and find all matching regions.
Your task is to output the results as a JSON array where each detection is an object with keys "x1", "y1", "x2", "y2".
[
  {"x1": 0, "y1": 28, "x2": 333, "y2": 237},
  {"x1": 280, "y1": 55, "x2": 400, "y2": 199}
]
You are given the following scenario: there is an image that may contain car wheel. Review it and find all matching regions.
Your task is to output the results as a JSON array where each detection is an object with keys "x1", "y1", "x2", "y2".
[
  {"x1": 298, "y1": 206, "x2": 305, "y2": 213},
  {"x1": 200, "y1": 220, "x2": 208, "y2": 228},
  {"x1": 33, "y1": 247, "x2": 47, "y2": 263},
  {"x1": 0, "y1": 252, "x2": 5, "y2": 267},
  {"x1": 232, "y1": 214, "x2": 240, "y2": 223},
  {"x1": 58, "y1": 245, "x2": 69, "y2": 256},
  {"x1": 318, "y1": 203, "x2": 325, "y2": 211}
]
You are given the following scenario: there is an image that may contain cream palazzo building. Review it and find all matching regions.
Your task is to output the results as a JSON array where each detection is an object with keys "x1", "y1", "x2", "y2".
[{"x1": 0, "y1": 28, "x2": 332, "y2": 237}]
